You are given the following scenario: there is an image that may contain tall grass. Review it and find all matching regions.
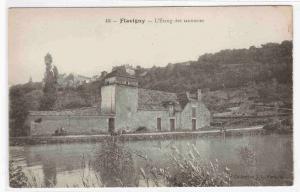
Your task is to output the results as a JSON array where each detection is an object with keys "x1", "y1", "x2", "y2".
[
  {"x1": 9, "y1": 160, "x2": 28, "y2": 188},
  {"x1": 137, "y1": 144, "x2": 232, "y2": 187}
]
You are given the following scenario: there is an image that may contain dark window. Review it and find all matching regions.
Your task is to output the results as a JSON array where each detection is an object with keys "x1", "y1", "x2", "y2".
[
  {"x1": 34, "y1": 118, "x2": 42, "y2": 123},
  {"x1": 192, "y1": 107, "x2": 196, "y2": 118},
  {"x1": 170, "y1": 119, "x2": 175, "y2": 131},
  {"x1": 108, "y1": 118, "x2": 115, "y2": 133},
  {"x1": 157, "y1": 118, "x2": 161, "y2": 131},
  {"x1": 192, "y1": 119, "x2": 196, "y2": 131}
]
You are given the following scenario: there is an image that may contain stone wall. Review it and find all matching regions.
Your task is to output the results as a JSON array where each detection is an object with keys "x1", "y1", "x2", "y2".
[
  {"x1": 28, "y1": 115, "x2": 112, "y2": 136},
  {"x1": 115, "y1": 85, "x2": 138, "y2": 131},
  {"x1": 114, "y1": 85, "x2": 181, "y2": 132},
  {"x1": 27, "y1": 85, "x2": 211, "y2": 135},
  {"x1": 133, "y1": 110, "x2": 181, "y2": 132},
  {"x1": 101, "y1": 85, "x2": 116, "y2": 114},
  {"x1": 180, "y1": 101, "x2": 211, "y2": 130},
  {"x1": 27, "y1": 107, "x2": 112, "y2": 136}
]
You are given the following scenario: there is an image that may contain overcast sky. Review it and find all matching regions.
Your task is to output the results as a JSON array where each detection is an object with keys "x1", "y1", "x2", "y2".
[{"x1": 8, "y1": 6, "x2": 292, "y2": 85}]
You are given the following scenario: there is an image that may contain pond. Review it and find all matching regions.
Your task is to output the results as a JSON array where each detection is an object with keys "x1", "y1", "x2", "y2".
[{"x1": 9, "y1": 134, "x2": 293, "y2": 187}]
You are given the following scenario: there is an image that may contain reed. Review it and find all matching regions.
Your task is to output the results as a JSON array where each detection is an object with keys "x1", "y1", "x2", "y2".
[{"x1": 9, "y1": 141, "x2": 233, "y2": 187}]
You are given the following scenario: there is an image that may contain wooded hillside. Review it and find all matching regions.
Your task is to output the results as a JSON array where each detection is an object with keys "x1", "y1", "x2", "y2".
[
  {"x1": 136, "y1": 40, "x2": 292, "y2": 92},
  {"x1": 9, "y1": 40, "x2": 293, "y2": 136}
]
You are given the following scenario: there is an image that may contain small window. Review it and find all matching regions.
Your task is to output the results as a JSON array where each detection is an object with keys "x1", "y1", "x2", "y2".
[
  {"x1": 192, "y1": 107, "x2": 196, "y2": 118},
  {"x1": 170, "y1": 119, "x2": 175, "y2": 131},
  {"x1": 108, "y1": 118, "x2": 115, "y2": 133},
  {"x1": 157, "y1": 118, "x2": 161, "y2": 131},
  {"x1": 192, "y1": 119, "x2": 196, "y2": 131}
]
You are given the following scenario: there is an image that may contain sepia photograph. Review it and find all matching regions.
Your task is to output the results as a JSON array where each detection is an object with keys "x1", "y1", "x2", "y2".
[{"x1": 7, "y1": 6, "x2": 293, "y2": 188}]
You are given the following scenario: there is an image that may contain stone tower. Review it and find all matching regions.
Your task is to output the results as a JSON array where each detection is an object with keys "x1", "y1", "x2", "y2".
[{"x1": 100, "y1": 65, "x2": 138, "y2": 130}]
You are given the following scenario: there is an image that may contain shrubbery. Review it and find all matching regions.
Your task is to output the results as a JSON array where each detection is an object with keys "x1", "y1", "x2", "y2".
[
  {"x1": 135, "y1": 126, "x2": 148, "y2": 133},
  {"x1": 263, "y1": 118, "x2": 292, "y2": 134},
  {"x1": 9, "y1": 161, "x2": 28, "y2": 188},
  {"x1": 138, "y1": 41, "x2": 292, "y2": 92},
  {"x1": 138, "y1": 144, "x2": 232, "y2": 187}
]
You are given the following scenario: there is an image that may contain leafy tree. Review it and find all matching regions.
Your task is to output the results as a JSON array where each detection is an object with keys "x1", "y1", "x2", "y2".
[
  {"x1": 53, "y1": 66, "x2": 59, "y2": 84},
  {"x1": 9, "y1": 160, "x2": 29, "y2": 187},
  {"x1": 138, "y1": 40, "x2": 292, "y2": 92},
  {"x1": 39, "y1": 53, "x2": 58, "y2": 110},
  {"x1": 9, "y1": 86, "x2": 29, "y2": 137},
  {"x1": 9, "y1": 82, "x2": 43, "y2": 137}
]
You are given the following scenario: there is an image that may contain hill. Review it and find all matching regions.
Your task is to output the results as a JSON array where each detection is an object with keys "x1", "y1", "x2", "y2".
[
  {"x1": 136, "y1": 40, "x2": 292, "y2": 92},
  {"x1": 9, "y1": 40, "x2": 293, "y2": 136},
  {"x1": 136, "y1": 41, "x2": 292, "y2": 115}
]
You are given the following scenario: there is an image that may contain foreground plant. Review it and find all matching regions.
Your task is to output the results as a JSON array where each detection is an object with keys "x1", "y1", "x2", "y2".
[
  {"x1": 9, "y1": 160, "x2": 28, "y2": 188},
  {"x1": 10, "y1": 141, "x2": 233, "y2": 187},
  {"x1": 238, "y1": 146, "x2": 256, "y2": 167},
  {"x1": 137, "y1": 144, "x2": 232, "y2": 187}
]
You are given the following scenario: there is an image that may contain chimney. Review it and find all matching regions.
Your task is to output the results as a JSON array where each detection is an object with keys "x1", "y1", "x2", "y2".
[
  {"x1": 197, "y1": 89, "x2": 202, "y2": 101},
  {"x1": 186, "y1": 91, "x2": 190, "y2": 99}
]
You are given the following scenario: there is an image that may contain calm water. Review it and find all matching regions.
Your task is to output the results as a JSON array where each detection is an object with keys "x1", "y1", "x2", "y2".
[{"x1": 10, "y1": 134, "x2": 293, "y2": 187}]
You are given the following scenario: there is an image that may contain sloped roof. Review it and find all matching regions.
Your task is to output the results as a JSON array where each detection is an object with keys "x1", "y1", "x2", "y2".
[
  {"x1": 189, "y1": 93, "x2": 198, "y2": 100},
  {"x1": 176, "y1": 92, "x2": 199, "y2": 109},
  {"x1": 176, "y1": 92, "x2": 189, "y2": 109},
  {"x1": 138, "y1": 88, "x2": 181, "y2": 111},
  {"x1": 105, "y1": 66, "x2": 136, "y2": 79}
]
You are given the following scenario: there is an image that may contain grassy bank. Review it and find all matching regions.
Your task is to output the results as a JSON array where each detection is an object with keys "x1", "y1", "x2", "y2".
[{"x1": 10, "y1": 127, "x2": 265, "y2": 146}]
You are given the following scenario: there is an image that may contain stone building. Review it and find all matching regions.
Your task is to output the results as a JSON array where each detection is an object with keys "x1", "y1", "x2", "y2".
[{"x1": 27, "y1": 66, "x2": 211, "y2": 136}]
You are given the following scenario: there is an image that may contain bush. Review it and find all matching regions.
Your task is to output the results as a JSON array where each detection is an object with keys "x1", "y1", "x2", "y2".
[
  {"x1": 238, "y1": 146, "x2": 256, "y2": 166},
  {"x1": 135, "y1": 126, "x2": 148, "y2": 133},
  {"x1": 63, "y1": 102, "x2": 91, "y2": 109},
  {"x1": 164, "y1": 145, "x2": 231, "y2": 186},
  {"x1": 9, "y1": 161, "x2": 28, "y2": 188},
  {"x1": 263, "y1": 119, "x2": 292, "y2": 134},
  {"x1": 93, "y1": 140, "x2": 139, "y2": 186},
  {"x1": 263, "y1": 121, "x2": 280, "y2": 131},
  {"x1": 141, "y1": 144, "x2": 232, "y2": 187}
]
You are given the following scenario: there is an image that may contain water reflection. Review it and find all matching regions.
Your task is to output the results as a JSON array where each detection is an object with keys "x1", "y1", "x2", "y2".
[
  {"x1": 9, "y1": 134, "x2": 293, "y2": 187},
  {"x1": 93, "y1": 139, "x2": 139, "y2": 187},
  {"x1": 42, "y1": 159, "x2": 57, "y2": 187}
]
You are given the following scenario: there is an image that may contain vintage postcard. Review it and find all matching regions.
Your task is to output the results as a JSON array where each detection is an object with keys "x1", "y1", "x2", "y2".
[{"x1": 8, "y1": 6, "x2": 293, "y2": 188}]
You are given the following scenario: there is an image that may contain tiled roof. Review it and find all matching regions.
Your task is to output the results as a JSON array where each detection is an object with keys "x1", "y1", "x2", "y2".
[
  {"x1": 189, "y1": 93, "x2": 198, "y2": 100},
  {"x1": 176, "y1": 92, "x2": 189, "y2": 109},
  {"x1": 138, "y1": 88, "x2": 182, "y2": 111},
  {"x1": 105, "y1": 66, "x2": 135, "y2": 79},
  {"x1": 176, "y1": 92, "x2": 198, "y2": 109}
]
